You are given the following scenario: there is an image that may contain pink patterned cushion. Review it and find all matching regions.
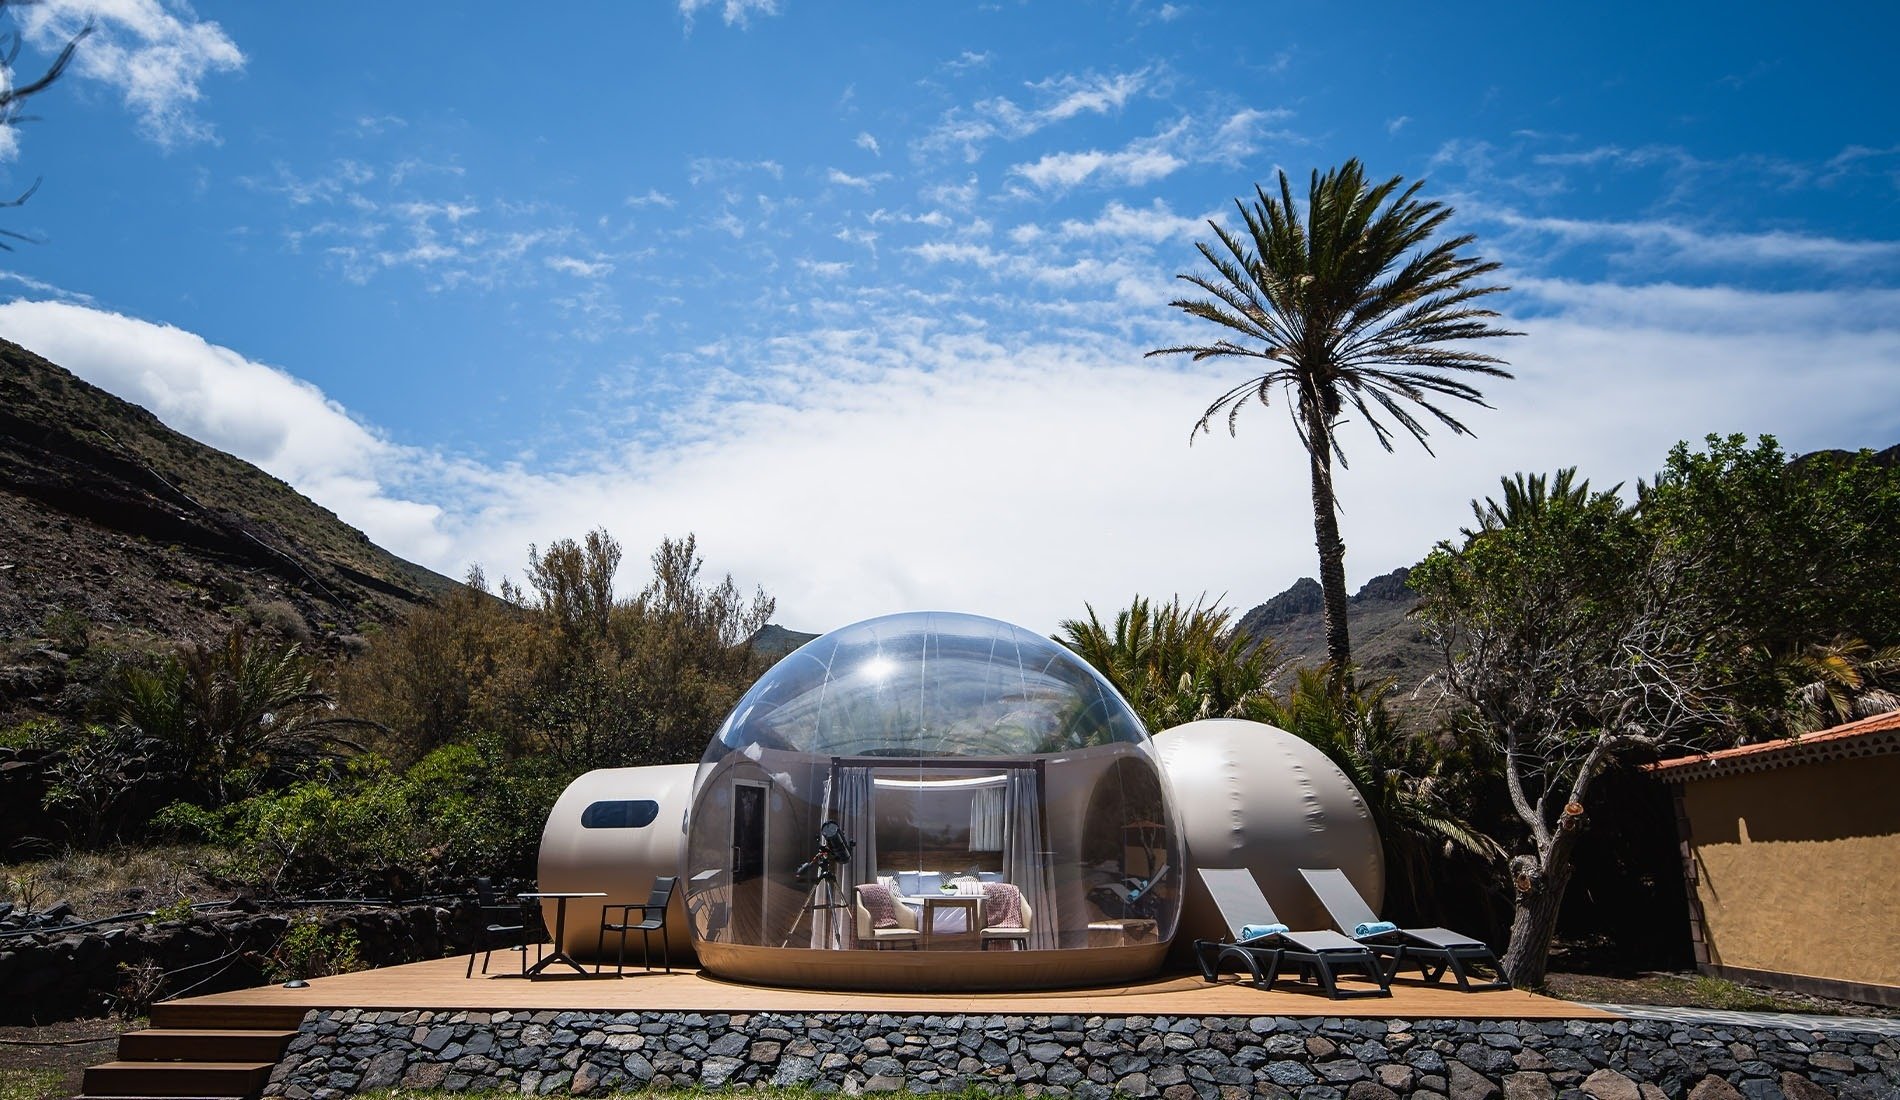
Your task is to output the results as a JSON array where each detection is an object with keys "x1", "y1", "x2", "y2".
[
  {"x1": 981, "y1": 882, "x2": 1024, "y2": 929},
  {"x1": 858, "y1": 883, "x2": 901, "y2": 929}
]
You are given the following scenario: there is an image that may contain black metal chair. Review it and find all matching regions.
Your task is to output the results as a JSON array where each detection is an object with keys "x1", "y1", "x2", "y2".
[
  {"x1": 466, "y1": 877, "x2": 537, "y2": 978},
  {"x1": 597, "y1": 876, "x2": 677, "y2": 975}
]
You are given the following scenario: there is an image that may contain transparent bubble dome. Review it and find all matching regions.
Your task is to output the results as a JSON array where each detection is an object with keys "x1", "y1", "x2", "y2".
[
  {"x1": 685, "y1": 612, "x2": 1183, "y2": 982},
  {"x1": 706, "y1": 610, "x2": 1150, "y2": 761}
]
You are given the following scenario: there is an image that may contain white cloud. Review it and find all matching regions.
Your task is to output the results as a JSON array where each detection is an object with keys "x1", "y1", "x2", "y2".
[
  {"x1": 826, "y1": 167, "x2": 888, "y2": 190},
  {"x1": 678, "y1": 0, "x2": 782, "y2": 30},
  {"x1": 1386, "y1": 115, "x2": 1410, "y2": 136},
  {"x1": 687, "y1": 157, "x2": 784, "y2": 185},
  {"x1": 16, "y1": 0, "x2": 244, "y2": 147},
  {"x1": 4, "y1": 276, "x2": 1898, "y2": 636},
  {"x1": 855, "y1": 132, "x2": 881, "y2": 157},
  {"x1": 1030, "y1": 69, "x2": 1148, "y2": 122},
  {"x1": 0, "y1": 300, "x2": 453, "y2": 561},
  {"x1": 1471, "y1": 204, "x2": 1900, "y2": 271},
  {"x1": 907, "y1": 241, "x2": 1004, "y2": 268},
  {"x1": 944, "y1": 50, "x2": 990, "y2": 73},
  {"x1": 1056, "y1": 199, "x2": 1208, "y2": 241},
  {"x1": 1011, "y1": 145, "x2": 1183, "y2": 191},
  {"x1": 625, "y1": 189, "x2": 677, "y2": 208},
  {"x1": 798, "y1": 258, "x2": 851, "y2": 278},
  {"x1": 1209, "y1": 107, "x2": 1293, "y2": 161},
  {"x1": 546, "y1": 255, "x2": 614, "y2": 278},
  {"x1": 920, "y1": 68, "x2": 1152, "y2": 160}
]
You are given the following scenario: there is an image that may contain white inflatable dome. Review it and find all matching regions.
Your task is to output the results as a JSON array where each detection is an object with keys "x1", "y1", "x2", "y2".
[
  {"x1": 1152, "y1": 719, "x2": 1383, "y2": 941},
  {"x1": 537, "y1": 763, "x2": 698, "y2": 964}
]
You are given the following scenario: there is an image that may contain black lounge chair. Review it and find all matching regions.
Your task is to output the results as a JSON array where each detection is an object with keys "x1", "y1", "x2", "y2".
[
  {"x1": 1191, "y1": 867, "x2": 1390, "y2": 1000},
  {"x1": 1299, "y1": 867, "x2": 1511, "y2": 992}
]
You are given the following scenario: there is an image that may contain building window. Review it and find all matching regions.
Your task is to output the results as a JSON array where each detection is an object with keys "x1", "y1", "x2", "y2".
[{"x1": 582, "y1": 799, "x2": 660, "y2": 829}]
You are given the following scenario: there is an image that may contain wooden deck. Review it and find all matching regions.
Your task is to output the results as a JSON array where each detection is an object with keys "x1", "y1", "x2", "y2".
[{"x1": 158, "y1": 955, "x2": 1614, "y2": 1023}]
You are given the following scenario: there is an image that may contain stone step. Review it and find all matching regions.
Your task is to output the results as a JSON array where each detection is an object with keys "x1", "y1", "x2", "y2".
[
  {"x1": 116, "y1": 1030, "x2": 299, "y2": 1063},
  {"x1": 81, "y1": 1061, "x2": 275, "y2": 1098}
]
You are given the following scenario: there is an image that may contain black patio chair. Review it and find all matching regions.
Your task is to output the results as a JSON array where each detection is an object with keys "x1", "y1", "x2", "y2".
[
  {"x1": 597, "y1": 876, "x2": 677, "y2": 975},
  {"x1": 1299, "y1": 867, "x2": 1511, "y2": 992},
  {"x1": 1191, "y1": 867, "x2": 1391, "y2": 1000},
  {"x1": 466, "y1": 877, "x2": 538, "y2": 978}
]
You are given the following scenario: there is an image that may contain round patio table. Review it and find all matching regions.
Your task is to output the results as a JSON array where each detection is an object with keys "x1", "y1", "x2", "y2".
[{"x1": 518, "y1": 891, "x2": 607, "y2": 976}]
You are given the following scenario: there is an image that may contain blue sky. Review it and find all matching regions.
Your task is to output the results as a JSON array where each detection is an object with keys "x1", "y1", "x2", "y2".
[{"x1": 1, "y1": 1, "x2": 1897, "y2": 633}]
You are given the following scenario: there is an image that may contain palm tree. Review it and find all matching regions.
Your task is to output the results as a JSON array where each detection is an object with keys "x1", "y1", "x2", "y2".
[
  {"x1": 1149, "y1": 159, "x2": 1518, "y2": 682},
  {"x1": 1057, "y1": 595, "x2": 1284, "y2": 734}
]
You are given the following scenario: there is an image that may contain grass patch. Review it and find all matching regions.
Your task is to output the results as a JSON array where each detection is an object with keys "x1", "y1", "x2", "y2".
[
  {"x1": 1543, "y1": 970, "x2": 1896, "y2": 1018},
  {"x1": 0, "y1": 1068, "x2": 65, "y2": 1100},
  {"x1": 2, "y1": 844, "x2": 226, "y2": 919}
]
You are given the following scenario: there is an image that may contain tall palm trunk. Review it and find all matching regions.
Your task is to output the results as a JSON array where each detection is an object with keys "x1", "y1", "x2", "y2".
[{"x1": 1305, "y1": 410, "x2": 1353, "y2": 683}]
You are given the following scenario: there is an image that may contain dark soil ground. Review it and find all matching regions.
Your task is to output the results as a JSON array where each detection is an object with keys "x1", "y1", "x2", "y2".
[{"x1": 0, "y1": 1017, "x2": 138, "y2": 1100}]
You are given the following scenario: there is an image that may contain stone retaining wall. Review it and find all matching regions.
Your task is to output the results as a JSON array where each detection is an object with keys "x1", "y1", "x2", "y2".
[
  {"x1": 265, "y1": 1009, "x2": 1899, "y2": 1100},
  {"x1": 0, "y1": 904, "x2": 473, "y2": 1023}
]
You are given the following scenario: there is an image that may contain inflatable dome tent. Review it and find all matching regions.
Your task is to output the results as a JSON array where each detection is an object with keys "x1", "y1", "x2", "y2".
[{"x1": 537, "y1": 612, "x2": 1383, "y2": 991}]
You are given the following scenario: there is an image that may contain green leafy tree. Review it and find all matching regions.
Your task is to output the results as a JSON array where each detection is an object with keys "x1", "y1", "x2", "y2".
[
  {"x1": 1413, "y1": 466, "x2": 1753, "y2": 987},
  {"x1": 522, "y1": 531, "x2": 775, "y2": 770},
  {"x1": 340, "y1": 567, "x2": 548, "y2": 763},
  {"x1": 1149, "y1": 159, "x2": 1517, "y2": 684},
  {"x1": 1635, "y1": 434, "x2": 1900, "y2": 738}
]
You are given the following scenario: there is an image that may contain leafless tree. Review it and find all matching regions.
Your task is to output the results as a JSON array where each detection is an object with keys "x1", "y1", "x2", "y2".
[{"x1": 0, "y1": 0, "x2": 91, "y2": 246}]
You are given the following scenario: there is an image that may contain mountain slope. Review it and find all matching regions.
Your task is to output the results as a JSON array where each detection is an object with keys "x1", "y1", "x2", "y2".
[
  {"x1": 1235, "y1": 567, "x2": 1439, "y2": 698},
  {"x1": 0, "y1": 337, "x2": 460, "y2": 718}
]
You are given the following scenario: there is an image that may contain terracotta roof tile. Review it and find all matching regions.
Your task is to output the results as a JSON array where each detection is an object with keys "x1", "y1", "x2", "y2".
[{"x1": 1647, "y1": 708, "x2": 1900, "y2": 783}]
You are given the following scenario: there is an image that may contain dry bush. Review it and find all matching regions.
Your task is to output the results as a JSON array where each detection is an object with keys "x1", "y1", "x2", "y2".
[{"x1": 1, "y1": 844, "x2": 227, "y2": 918}]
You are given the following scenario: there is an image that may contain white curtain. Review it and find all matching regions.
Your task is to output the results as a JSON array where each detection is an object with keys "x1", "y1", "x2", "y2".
[
  {"x1": 968, "y1": 786, "x2": 1004, "y2": 851},
  {"x1": 1003, "y1": 768, "x2": 1057, "y2": 950},
  {"x1": 808, "y1": 766, "x2": 878, "y2": 949}
]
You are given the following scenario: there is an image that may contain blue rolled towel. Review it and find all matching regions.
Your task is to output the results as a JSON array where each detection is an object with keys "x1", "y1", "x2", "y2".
[
  {"x1": 1354, "y1": 921, "x2": 1398, "y2": 938},
  {"x1": 1238, "y1": 923, "x2": 1288, "y2": 941}
]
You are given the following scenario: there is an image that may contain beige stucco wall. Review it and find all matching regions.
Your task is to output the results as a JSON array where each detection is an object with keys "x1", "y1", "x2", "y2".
[{"x1": 1682, "y1": 752, "x2": 1900, "y2": 990}]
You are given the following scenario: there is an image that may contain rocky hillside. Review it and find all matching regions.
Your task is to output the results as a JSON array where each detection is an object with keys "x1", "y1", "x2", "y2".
[
  {"x1": 0, "y1": 337, "x2": 461, "y2": 722},
  {"x1": 1234, "y1": 566, "x2": 1440, "y2": 699}
]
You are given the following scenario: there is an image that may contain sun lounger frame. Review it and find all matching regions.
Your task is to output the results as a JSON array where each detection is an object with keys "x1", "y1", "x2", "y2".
[
  {"x1": 1299, "y1": 867, "x2": 1511, "y2": 992},
  {"x1": 1191, "y1": 868, "x2": 1390, "y2": 1000}
]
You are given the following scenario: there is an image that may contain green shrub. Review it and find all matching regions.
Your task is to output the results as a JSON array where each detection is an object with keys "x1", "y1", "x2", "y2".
[
  {"x1": 191, "y1": 735, "x2": 564, "y2": 895},
  {"x1": 0, "y1": 718, "x2": 61, "y2": 750},
  {"x1": 148, "y1": 896, "x2": 194, "y2": 923},
  {"x1": 266, "y1": 918, "x2": 365, "y2": 982}
]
